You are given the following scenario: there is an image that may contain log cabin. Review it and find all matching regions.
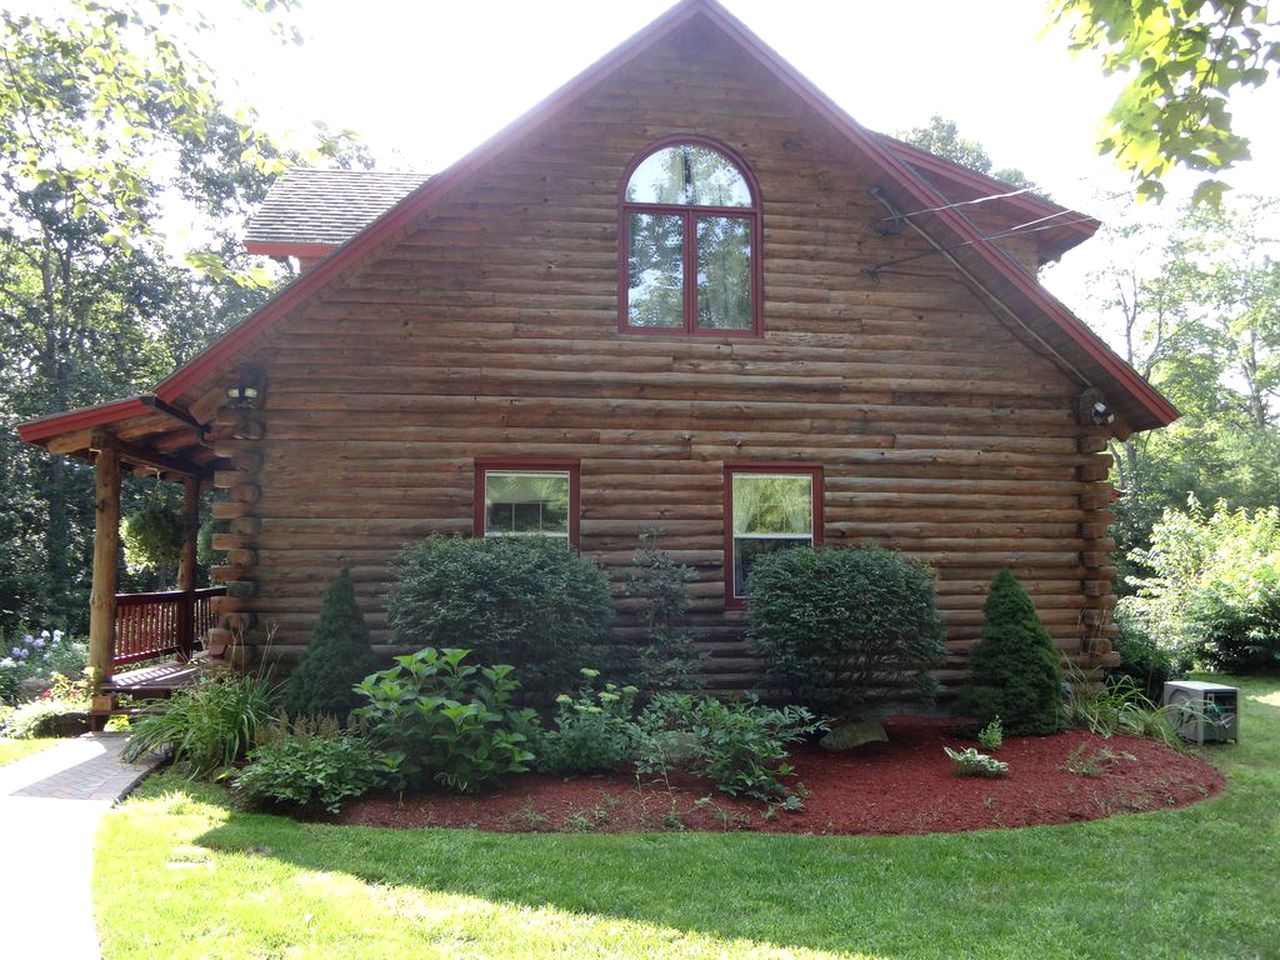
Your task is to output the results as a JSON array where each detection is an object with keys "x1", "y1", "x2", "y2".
[{"x1": 18, "y1": 0, "x2": 1176, "y2": 712}]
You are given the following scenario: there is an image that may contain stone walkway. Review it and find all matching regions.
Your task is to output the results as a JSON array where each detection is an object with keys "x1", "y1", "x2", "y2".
[{"x1": 0, "y1": 734, "x2": 160, "y2": 960}]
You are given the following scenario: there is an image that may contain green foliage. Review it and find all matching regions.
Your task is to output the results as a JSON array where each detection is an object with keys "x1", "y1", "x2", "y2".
[
  {"x1": 943, "y1": 746, "x2": 1008, "y2": 778},
  {"x1": 353, "y1": 647, "x2": 539, "y2": 794},
  {"x1": 0, "y1": 628, "x2": 88, "y2": 704},
  {"x1": 0, "y1": 672, "x2": 89, "y2": 737},
  {"x1": 622, "y1": 530, "x2": 706, "y2": 692},
  {"x1": 533, "y1": 669, "x2": 640, "y2": 774},
  {"x1": 1050, "y1": 0, "x2": 1278, "y2": 202},
  {"x1": 955, "y1": 570, "x2": 1067, "y2": 736},
  {"x1": 1111, "y1": 606, "x2": 1179, "y2": 699},
  {"x1": 636, "y1": 693, "x2": 827, "y2": 803},
  {"x1": 281, "y1": 568, "x2": 379, "y2": 721},
  {"x1": 122, "y1": 496, "x2": 186, "y2": 576},
  {"x1": 746, "y1": 546, "x2": 947, "y2": 717},
  {"x1": 386, "y1": 535, "x2": 614, "y2": 693},
  {"x1": 977, "y1": 717, "x2": 1004, "y2": 752},
  {"x1": 234, "y1": 716, "x2": 402, "y2": 814},
  {"x1": 122, "y1": 670, "x2": 274, "y2": 778},
  {"x1": 1122, "y1": 497, "x2": 1280, "y2": 673},
  {"x1": 898, "y1": 114, "x2": 1043, "y2": 194},
  {"x1": 1064, "y1": 666, "x2": 1185, "y2": 749}
]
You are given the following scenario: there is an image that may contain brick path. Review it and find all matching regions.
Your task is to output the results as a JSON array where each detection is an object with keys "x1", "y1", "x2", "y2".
[{"x1": 0, "y1": 734, "x2": 161, "y2": 959}]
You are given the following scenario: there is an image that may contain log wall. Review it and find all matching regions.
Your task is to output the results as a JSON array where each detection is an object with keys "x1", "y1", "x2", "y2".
[{"x1": 212, "y1": 21, "x2": 1120, "y2": 691}]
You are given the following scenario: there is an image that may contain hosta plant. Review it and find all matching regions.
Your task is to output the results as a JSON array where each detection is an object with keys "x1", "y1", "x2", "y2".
[{"x1": 944, "y1": 746, "x2": 1009, "y2": 778}]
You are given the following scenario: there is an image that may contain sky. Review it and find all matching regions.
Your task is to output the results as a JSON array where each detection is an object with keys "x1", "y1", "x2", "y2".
[{"x1": 191, "y1": 0, "x2": 1278, "y2": 323}]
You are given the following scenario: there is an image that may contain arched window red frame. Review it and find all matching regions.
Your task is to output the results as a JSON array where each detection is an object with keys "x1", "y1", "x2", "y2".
[{"x1": 617, "y1": 136, "x2": 763, "y2": 337}]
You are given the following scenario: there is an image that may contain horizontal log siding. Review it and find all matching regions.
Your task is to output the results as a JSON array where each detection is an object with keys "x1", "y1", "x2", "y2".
[{"x1": 225, "y1": 22, "x2": 1116, "y2": 690}]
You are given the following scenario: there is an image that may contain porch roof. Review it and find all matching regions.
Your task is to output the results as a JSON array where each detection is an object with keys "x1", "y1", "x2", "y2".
[{"x1": 16, "y1": 394, "x2": 219, "y2": 480}]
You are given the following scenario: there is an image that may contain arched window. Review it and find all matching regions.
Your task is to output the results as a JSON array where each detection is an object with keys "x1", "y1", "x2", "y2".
[{"x1": 619, "y1": 138, "x2": 762, "y2": 335}]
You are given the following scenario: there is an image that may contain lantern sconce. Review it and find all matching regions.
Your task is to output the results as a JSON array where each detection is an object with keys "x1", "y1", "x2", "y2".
[
  {"x1": 226, "y1": 368, "x2": 265, "y2": 409},
  {"x1": 1076, "y1": 387, "x2": 1114, "y2": 427}
]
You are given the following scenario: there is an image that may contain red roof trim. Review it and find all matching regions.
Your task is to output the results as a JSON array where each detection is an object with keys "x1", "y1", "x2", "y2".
[
  {"x1": 17, "y1": 396, "x2": 151, "y2": 444},
  {"x1": 152, "y1": 0, "x2": 1175, "y2": 428},
  {"x1": 244, "y1": 240, "x2": 337, "y2": 261}
]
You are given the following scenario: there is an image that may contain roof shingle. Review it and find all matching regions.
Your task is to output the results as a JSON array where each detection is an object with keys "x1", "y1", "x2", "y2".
[{"x1": 243, "y1": 168, "x2": 431, "y2": 248}]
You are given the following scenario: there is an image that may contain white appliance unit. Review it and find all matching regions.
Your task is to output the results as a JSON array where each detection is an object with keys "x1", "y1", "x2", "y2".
[{"x1": 1162, "y1": 681, "x2": 1239, "y2": 745}]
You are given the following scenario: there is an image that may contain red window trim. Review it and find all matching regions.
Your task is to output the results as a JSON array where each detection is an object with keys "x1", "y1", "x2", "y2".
[
  {"x1": 617, "y1": 135, "x2": 764, "y2": 338},
  {"x1": 474, "y1": 458, "x2": 582, "y2": 548},
  {"x1": 723, "y1": 462, "x2": 824, "y2": 609}
]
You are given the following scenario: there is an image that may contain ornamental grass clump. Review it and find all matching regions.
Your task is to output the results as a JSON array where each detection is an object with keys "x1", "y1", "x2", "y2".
[
  {"x1": 122, "y1": 669, "x2": 275, "y2": 778},
  {"x1": 386, "y1": 535, "x2": 613, "y2": 694},
  {"x1": 746, "y1": 546, "x2": 947, "y2": 718},
  {"x1": 281, "y1": 567, "x2": 378, "y2": 721},
  {"x1": 955, "y1": 569, "x2": 1066, "y2": 736}
]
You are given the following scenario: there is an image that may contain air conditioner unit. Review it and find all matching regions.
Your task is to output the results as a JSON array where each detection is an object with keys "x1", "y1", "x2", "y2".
[{"x1": 1162, "y1": 681, "x2": 1239, "y2": 745}]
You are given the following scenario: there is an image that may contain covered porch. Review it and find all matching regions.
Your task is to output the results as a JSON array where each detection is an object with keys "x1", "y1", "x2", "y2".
[{"x1": 18, "y1": 395, "x2": 232, "y2": 714}]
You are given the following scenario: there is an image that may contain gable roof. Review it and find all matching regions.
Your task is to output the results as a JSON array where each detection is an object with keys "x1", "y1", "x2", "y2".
[
  {"x1": 23, "y1": 0, "x2": 1177, "y2": 446},
  {"x1": 247, "y1": 147, "x2": 1097, "y2": 270},
  {"x1": 243, "y1": 168, "x2": 431, "y2": 257}
]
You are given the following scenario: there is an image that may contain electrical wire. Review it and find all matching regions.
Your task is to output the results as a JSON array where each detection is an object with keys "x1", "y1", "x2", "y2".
[{"x1": 863, "y1": 214, "x2": 1104, "y2": 274}]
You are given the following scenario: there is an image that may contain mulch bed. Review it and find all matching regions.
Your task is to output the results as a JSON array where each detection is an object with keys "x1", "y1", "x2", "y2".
[{"x1": 338, "y1": 716, "x2": 1225, "y2": 836}]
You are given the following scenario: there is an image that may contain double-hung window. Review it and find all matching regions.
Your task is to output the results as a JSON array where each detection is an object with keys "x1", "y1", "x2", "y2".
[
  {"x1": 474, "y1": 459, "x2": 580, "y2": 547},
  {"x1": 725, "y1": 464, "x2": 822, "y2": 603},
  {"x1": 620, "y1": 137, "x2": 762, "y2": 335}
]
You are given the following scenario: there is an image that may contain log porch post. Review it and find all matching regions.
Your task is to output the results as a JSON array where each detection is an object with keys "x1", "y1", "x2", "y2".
[
  {"x1": 176, "y1": 476, "x2": 201, "y2": 659},
  {"x1": 88, "y1": 436, "x2": 121, "y2": 705}
]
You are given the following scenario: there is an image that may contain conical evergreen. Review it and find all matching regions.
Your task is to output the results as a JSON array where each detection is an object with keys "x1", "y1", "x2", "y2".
[
  {"x1": 955, "y1": 569, "x2": 1066, "y2": 735},
  {"x1": 282, "y1": 567, "x2": 379, "y2": 720}
]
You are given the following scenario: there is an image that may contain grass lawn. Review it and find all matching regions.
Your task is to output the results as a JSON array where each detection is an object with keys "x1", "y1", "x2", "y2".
[
  {"x1": 94, "y1": 675, "x2": 1280, "y2": 959},
  {"x1": 0, "y1": 736, "x2": 59, "y2": 767}
]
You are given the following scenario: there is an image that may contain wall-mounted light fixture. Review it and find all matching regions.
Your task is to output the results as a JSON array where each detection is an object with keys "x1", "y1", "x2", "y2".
[
  {"x1": 226, "y1": 367, "x2": 265, "y2": 409},
  {"x1": 1076, "y1": 387, "x2": 1114, "y2": 427}
]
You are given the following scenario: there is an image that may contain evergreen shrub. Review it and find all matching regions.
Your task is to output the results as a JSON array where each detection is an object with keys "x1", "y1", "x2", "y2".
[
  {"x1": 282, "y1": 567, "x2": 378, "y2": 720},
  {"x1": 955, "y1": 569, "x2": 1066, "y2": 736}
]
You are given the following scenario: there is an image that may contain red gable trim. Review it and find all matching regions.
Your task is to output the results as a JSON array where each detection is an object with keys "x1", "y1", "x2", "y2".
[
  {"x1": 17, "y1": 397, "x2": 152, "y2": 444},
  {"x1": 153, "y1": 0, "x2": 1175, "y2": 428}
]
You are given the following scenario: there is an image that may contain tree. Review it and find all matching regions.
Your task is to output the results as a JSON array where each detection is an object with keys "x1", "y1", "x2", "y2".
[
  {"x1": 0, "y1": 1, "x2": 364, "y2": 634},
  {"x1": 1050, "y1": 1, "x2": 1280, "y2": 204},
  {"x1": 1078, "y1": 195, "x2": 1280, "y2": 589},
  {"x1": 282, "y1": 567, "x2": 379, "y2": 720},
  {"x1": 899, "y1": 115, "x2": 1043, "y2": 194},
  {"x1": 955, "y1": 570, "x2": 1066, "y2": 736}
]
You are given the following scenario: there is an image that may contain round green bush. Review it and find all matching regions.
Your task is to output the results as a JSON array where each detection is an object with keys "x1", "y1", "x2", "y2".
[
  {"x1": 282, "y1": 567, "x2": 379, "y2": 720},
  {"x1": 954, "y1": 569, "x2": 1066, "y2": 736},
  {"x1": 385, "y1": 535, "x2": 614, "y2": 693},
  {"x1": 745, "y1": 546, "x2": 947, "y2": 716}
]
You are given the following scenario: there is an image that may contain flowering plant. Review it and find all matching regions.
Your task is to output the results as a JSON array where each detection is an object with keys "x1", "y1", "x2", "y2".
[{"x1": 0, "y1": 628, "x2": 88, "y2": 705}]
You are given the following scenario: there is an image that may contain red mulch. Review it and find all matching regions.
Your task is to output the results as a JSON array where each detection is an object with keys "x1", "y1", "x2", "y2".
[{"x1": 338, "y1": 717, "x2": 1225, "y2": 836}]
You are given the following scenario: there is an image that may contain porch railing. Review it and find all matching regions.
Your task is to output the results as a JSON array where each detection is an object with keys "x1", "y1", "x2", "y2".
[{"x1": 113, "y1": 586, "x2": 227, "y2": 668}]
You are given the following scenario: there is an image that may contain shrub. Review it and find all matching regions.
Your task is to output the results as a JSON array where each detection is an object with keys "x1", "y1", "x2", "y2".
[
  {"x1": 235, "y1": 716, "x2": 402, "y2": 814},
  {"x1": 977, "y1": 716, "x2": 1003, "y2": 752},
  {"x1": 281, "y1": 568, "x2": 378, "y2": 720},
  {"x1": 746, "y1": 546, "x2": 947, "y2": 717},
  {"x1": 622, "y1": 530, "x2": 706, "y2": 692},
  {"x1": 1110, "y1": 607, "x2": 1179, "y2": 701},
  {"x1": 1123, "y1": 497, "x2": 1280, "y2": 674},
  {"x1": 122, "y1": 670, "x2": 274, "y2": 778},
  {"x1": 386, "y1": 535, "x2": 613, "y2": 693},
  {"x1": 533, "y1": 669, "x2": 640, "y2": 774},
  {"x1": 1, "y1": 628, "x2": 88, "y2": 704},
  {"x1": 0, "y1": 673, "x2": 90, "y2": 738},
  {"x1": 354, "y1": 647, "x2": 539, "y2": 793},
  {"x1": 637, "y1": 693, "x2": 827, "y2": 803},
  {"x1": 954, "y1": 570, "x2": 1066, "y2": 736},
  {"x1": 944, "y1": 746, "x2": 1008, "y2": 777}
]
